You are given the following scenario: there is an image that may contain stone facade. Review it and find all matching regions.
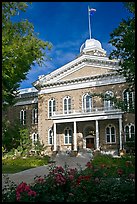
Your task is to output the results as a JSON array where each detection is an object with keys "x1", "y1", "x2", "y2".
[{"x1": 4, "y1": 38, "x2": 135, "y2": 156}]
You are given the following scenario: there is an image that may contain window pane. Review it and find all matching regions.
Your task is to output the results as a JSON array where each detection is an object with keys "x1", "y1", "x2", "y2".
[
  {"x1": 131, "y1": 125, "x2": 135, "y2": 141},
  {"x1": 111, "y1": 134, "x2": 115, "y2": 142},
  {"x1": 65, "y1": 136, "x2": 68, "y2": 144},
  {"x1": 106, "y1": 127, "x2": 110, "y2": 134},
  {"x1": 125, "y1": 126, "x2": 129, "y2": 141},
  {"x1": 53, "y1": 100, "x2": 56, "y2": 112},
  {"x1": 107, "y1": 134, "x2": 110, "y2": 143},
  {"x1": 111, "y1": 127, "x2": 115, "y2": 134}
]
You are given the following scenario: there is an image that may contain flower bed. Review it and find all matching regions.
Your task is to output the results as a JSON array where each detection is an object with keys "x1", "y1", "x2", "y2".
[{"x1": 2, "y1": 155, "x2": 135, "y2": 202}]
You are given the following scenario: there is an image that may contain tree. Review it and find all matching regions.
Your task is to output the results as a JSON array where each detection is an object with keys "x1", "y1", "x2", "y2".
[
  {"x1": 2, "y1": 2, "x2": 52, "y2": 109},
  {"x1": 109, "y1": 2, "x2": 135, "y2": 91}
]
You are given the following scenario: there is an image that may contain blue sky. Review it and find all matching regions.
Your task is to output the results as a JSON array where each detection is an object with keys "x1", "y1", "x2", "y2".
[{"x1": 13, "y1": 2, "x2": 132, "y2": 89}]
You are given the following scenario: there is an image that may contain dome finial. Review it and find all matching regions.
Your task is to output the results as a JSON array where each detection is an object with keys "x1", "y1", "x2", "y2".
[{"x1": 80, "y1": 38, "x2": 106, "y2": 57}]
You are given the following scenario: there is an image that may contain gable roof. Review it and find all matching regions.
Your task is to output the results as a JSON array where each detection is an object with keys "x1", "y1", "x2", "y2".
[{"x1": 33, "y1": 54, "x2": 120, "y2": 89}]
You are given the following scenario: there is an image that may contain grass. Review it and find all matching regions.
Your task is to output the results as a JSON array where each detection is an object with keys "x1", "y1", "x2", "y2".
[{"x1": 2, "y1": 156, "x2": 50, "y2": 174}]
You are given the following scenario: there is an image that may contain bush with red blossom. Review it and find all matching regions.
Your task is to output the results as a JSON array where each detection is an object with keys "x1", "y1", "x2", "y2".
[{"x1": 2, "y1": 155, "x2": 135, "y2": 202}]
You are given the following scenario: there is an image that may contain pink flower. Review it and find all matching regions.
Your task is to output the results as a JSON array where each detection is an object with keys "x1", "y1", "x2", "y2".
[
  {"x1": 36, "y1": 177, "x2": 44, "y2": 183},
  {"x1": 55, "y1": 173, "x2": 66, "y2": 185},
  {"x1": 28, "y1": 190, "x2": 37, "y2": 197},
  {"x1": 128, "y1": 173, "x2": 135, "y2": 180},
  {"x1": 68, "y1": 175, "x2": 74, "y2": 181}
]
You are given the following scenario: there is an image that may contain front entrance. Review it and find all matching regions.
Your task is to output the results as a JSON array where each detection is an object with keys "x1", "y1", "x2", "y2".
[{"x1": 86, "y1": 137, "x2": 94, "y2": 149}]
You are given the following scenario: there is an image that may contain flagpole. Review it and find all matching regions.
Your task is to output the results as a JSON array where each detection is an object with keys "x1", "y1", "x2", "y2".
[{"x1": 88, "y1": 6, "x2": 91, "y2": 39}]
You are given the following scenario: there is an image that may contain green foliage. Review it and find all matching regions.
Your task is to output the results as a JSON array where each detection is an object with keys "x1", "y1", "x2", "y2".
[
  {"x1": 2, "y1": 2, "x2": 52, "y2": 109},
  {"x1": 2, "y1": 155, "x2": 135, "y2": 202},
  {"x1": 2, "y1": 156, "x2": 49, "y2": 174},
  {"x1": 2, "y1": 120, "x2": 21, "y2": 151},
  {"x1": 32, "y1": 140, "x2": 46, "y2": 156},
  {"x1": 109, "y1": 2, "x2": 135, "y2": 91},
  {"x1": 18, "y1": 128, "x2": 32, "y2": 156}
]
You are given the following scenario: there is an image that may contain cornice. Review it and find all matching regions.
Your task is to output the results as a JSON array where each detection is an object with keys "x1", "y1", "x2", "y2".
[
  {"x1": 38, "y1": 74, "x2": 126, "y2": 95},
  {"x1": 40, "y1": 72, "x2": 118, "y2": 88},
  {"x1": 33, "y1": 54, "x2": 120, "y2": 89}
]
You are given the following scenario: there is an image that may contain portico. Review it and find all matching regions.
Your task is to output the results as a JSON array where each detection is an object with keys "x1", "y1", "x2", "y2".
[{"x1": 51, "y1": 108, "x2": 123, "y2": 152}]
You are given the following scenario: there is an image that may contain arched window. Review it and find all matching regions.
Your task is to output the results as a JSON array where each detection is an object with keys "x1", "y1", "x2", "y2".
[
  {"x1": 32, "y1": 133, "x2": 38, "y2": 144},
  {"x1": 48, "y1": 129, "x2": 53, "y2": 145},
  {"x1": 32, "y1": 108, "x2": 38, "y2": 124},
  {"x1": 64, "y1": 128, "x2": 72, "y2": 144},
  {"x1": 48, "y1": 98, "x2": 56, "y2": 117},
  {"x1": 63, "y1": 96, "x2": 71, "y2": 114},
  {"x1": 105, "y1": 125, "x2": 116, "y2": 143},
  {"x1": 123, "y1": 90, "x2": 134, "y2": 112},
  {"x1": 124, "y1": 124, "x2": 135, "y2": 142},
  {"x1": 104, "y1": 91, "x2": 114, "y2": 110},
  {"x1": 20, "y1": 109, "x2": 26, "y2": 125},
  {"x1": 83, "y1": 93, "x2": 92, "y2": 112}
]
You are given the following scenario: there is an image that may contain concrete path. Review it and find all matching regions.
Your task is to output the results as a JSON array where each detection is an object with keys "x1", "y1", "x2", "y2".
[{"x1": 2, "y1": 151, "x2": 93, "y2": 189}]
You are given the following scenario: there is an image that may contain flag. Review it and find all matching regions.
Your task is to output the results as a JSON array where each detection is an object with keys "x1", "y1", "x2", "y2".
[{"x1": 89, "y1": 8, "x2": 96, "y2": 16}]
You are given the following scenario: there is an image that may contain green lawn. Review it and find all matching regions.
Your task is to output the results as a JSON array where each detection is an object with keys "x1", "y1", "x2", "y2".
[{"x1": 2, "y1": 156, "x2": 50, "y2": 174}]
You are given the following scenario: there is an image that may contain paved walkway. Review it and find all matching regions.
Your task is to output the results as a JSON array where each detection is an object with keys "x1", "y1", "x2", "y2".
[{"x1": 2, "y1": 151, "x2": 93, "y2": 189}]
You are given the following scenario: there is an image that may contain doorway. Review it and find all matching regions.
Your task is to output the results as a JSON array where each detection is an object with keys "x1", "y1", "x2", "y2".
[{"x1": 86, "y1": 137, "x2": 94, "y2": 149}]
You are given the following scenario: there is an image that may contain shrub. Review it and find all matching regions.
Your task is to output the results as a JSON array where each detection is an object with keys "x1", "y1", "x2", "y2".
[{"x1": 2, "y1": 155, "x2": 135, "y2": 202}]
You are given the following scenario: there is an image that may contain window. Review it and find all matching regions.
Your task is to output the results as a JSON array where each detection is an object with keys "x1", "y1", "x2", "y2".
[
  {"x1": 83, "y1": 93, "x2": 92, "y2": 112},
  {"x1": 32, "y1": 133, "x2": 38, "y2": 144},
  {"x1": 106, "y1": 125, "x2": 116, "y2": 143},
  {"x1": 20, "y1": 110, "x2": 26, "y2": 125},
  {"x1": 124, "y1": 124, "x2": 135, "y2": 142},
  {"x1": 48, "y1": 98, "x2": 56, "y2": 117},
  {"x1": 63, "y1": 96, "x2": 71, "y2": 114},
  {"x1": 104, "y1": 91, "x2": 114, "y2": 110},
  {"x1": 64, "y1": 128, "x2": 72, "y2": 144},
  {"x1": 48, "y1": 129, "x2": 53, "y2": 145},
  {"x1": 32, "y1": 108, "x2": 38, "y2": 124},
  {"x1": 123, "y1": 90, "x2": 134, "y2": 112}
]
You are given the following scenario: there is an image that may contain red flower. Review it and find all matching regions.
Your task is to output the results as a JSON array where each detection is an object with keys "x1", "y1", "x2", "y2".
[
  {"x1": 117, "y1": 168, "x2": 123, "y2": 175},
  {"x1": 16, "y1": 182, "x2": 36, "y2": 201},
  {"x1": 86, "y1": 162, "x2": 93, "y2": 169},
  {"x1": 36, "y1": 177, "x2": 44, "y2": 183}
]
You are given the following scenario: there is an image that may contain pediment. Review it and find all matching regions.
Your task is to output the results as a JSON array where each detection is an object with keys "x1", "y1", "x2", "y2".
[
  {"x1": 58, "y1": 65, "x2": 113, "y2": 82},
  {"x1": 33, "y1": 54, "x2": 119, "y2": 88}
]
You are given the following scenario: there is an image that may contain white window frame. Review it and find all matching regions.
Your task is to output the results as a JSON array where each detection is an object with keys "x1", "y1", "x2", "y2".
[
  {"x1": 63, "y1": 96, "x2": 71, "y2": 114},
  {"x1": 105, "y1": 125, "x2": 116, "y2": 144},
  {"x1": 123, "y1": 90, "x2": 134, "y2": 111},
  {"x1": 124, "y1": 123, "x2": 135, "y2": 142},
  {"x1": 20, "y1": 109, "x2": 26, "y2": 125},
  {"x1": 64, "y1": 128, "x2": 72, "y2": 145},
  {"x1": 82, "y1": 93, "x2": 92, "y2": 112},
  {"x1": 48, "y1": 129, "x2": 53, "y2": 145},
  {"x1": 104, "y1": 91, "x2": 114, "y2": 110},
  {"x1": 48, "y1": 98, "x2": 56, "y2": 117},
  {"x1": 32, "y1": 108, "x2": 38, "y2": 124},
  {"x1": 32, "y1": 133, "x2": 38, "y2": 144}
]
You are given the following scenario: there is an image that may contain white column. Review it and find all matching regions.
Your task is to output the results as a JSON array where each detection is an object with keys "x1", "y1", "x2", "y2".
[
  {"x1": 73, "y1": 121, "x2": 77, "y2": 151},
  {"x1": 96, "y1": 120, "x2": 99, "y2": 150},
  {"x1": 53, "y1": 123, "x2": 57, "y2": 151},
  {"x1": 119, "y1": 118, "x2": 123, "y2": 150}
]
